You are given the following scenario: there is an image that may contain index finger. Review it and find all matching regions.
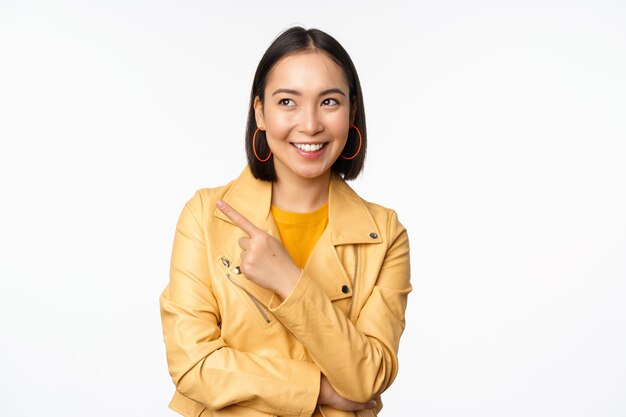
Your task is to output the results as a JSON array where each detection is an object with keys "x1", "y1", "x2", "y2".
[{"x1": 216, "y1": 200, "x2": 261, "y2": 237}]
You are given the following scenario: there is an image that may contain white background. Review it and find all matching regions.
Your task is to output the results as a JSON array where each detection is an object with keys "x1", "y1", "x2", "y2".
[{"x1": 1, "y1": 0, "x2": 625, "y2": 416}]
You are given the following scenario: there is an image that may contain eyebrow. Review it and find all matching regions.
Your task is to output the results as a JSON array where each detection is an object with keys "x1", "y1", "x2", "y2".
[{"x1": 271, "y1": 88, "x2": 346, "y2": 97}]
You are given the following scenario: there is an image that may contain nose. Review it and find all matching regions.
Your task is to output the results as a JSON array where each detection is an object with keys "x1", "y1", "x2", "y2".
[{"x1": 298, "y1": 106, "x2": 323, "y2": 136}]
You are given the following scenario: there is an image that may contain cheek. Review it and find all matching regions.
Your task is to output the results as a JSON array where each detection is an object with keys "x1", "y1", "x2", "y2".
[
  {"x1": 265, "y1": 110, "x2": 292, "y2": 138},
  {"x1": 328, "y1": 116, "x2": 351, "y2": 144}
]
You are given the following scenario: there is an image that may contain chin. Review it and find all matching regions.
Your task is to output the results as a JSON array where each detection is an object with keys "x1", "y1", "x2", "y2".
[{"x1": 293, "y1": 165, "x2": 330, "y2": 180}]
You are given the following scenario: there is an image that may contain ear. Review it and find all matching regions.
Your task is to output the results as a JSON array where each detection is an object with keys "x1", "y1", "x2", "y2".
[
  {"x1": 349, "y1": 96, "x2": 357, "y2": 125},
  {"x1": 253, "y1": 96, "x2": 265, "y2": 130}
]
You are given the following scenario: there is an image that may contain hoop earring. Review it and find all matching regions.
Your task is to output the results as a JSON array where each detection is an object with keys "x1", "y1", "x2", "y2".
[
  {"x1": 340, "y1": 124, "x2": 362, "y2": 160},
  {"x1": 253, "y1": 128, "x2": 272, "y2": 162}
]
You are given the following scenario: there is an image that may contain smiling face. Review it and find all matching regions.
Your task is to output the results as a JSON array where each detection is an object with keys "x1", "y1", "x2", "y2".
[{"x1": 254, "y1": 50, "x2": 356, "y2": 184}]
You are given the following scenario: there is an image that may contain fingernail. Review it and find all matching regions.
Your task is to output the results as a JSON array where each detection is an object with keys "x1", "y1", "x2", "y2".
[{"x1": 216, "y1": 200, "x2": 224, "y2": 209}]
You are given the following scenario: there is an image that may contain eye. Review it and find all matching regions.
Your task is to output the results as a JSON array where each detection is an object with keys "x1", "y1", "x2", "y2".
[
  {"x1": 322, "y1": 98, "x2": 339, "y2": 106},
  {"x1": 278, "y1": 98, "x2": 295, "y2": 106}
]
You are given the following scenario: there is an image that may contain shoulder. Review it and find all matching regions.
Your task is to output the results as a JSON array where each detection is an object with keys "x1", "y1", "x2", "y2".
[
  {"x1": 179, "y1": 165, "x2": 268, "y2": 224},
  {"x1": 179, "y1": 176, "x2": 239, "y2": 224},
  {"x1": 362, "y1": 199, "x2": 400, "y2": 222},
  {"x1": 363, "y1": 199, "x2": 408, "y2": 242},
  {"x1": 331, "y1": 174, "x2": 408, "y2": 246},
  {"x1": 341, "y1": 177, "x2": 406, "y2": 231},
  {"x1": 341, "y1": 180, "x2": 408, "y2": 248}
]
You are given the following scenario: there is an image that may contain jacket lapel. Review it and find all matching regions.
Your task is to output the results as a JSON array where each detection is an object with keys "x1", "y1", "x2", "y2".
[
  {"x1": 327, "y1": 171, "x2": 382, "y2": 246},
  {"x1": 213, "y1": 166, "x2": 281, "y2": 241},
  {"x1": 213, "y1": 165, "x2": 382, "y2": 305}
]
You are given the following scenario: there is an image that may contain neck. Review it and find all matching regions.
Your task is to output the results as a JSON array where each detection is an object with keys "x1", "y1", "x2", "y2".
[{"x1": 271, "y1": 170, "x2": 331, "y2": 213}]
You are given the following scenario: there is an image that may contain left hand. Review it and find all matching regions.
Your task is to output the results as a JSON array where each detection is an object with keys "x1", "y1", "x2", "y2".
[
  {"x1": 216, "y1": 200, "x2": 301, "y2": 299},
  {"x1": 318, "y1": 374, "x2": 377, "y2": 410}
]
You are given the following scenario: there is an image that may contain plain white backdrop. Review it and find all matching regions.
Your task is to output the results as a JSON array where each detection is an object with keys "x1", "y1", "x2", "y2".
[{"x1": 1, "y1": 0, "x2": 625, "y2": 416}]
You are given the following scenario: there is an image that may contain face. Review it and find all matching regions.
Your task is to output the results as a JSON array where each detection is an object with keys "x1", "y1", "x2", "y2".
[{"x1": 254, "y1": 51, "x2": 356, "y2": 183}]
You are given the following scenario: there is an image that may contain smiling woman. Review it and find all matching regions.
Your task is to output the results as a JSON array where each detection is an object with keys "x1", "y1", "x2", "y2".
[
  {"x1": 253, "y1": 51, "x2": 355, "y2": 202},
  {"x1": 159, "y1": 26, "x2": 411, "y2": 417}
]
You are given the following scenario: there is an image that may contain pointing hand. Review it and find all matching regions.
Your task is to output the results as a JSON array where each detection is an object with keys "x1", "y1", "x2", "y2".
[{"x1": 216, "y1": 199, "x2": 301, "y2": 299}]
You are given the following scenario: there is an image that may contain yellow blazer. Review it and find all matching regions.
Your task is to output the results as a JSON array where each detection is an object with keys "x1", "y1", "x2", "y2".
[{"x1": 159, "y1": 165, "x2": 411, "y2": 417}]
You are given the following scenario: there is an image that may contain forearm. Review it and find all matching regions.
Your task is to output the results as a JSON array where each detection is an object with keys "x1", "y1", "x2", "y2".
[
  {"x1": 176, "y1": 344, "x2": 320, "y2": 415},
  {"x1": 161, "y1": 293, "x2": 320, "y2": 416},
  {"x1": 268, "y1": 273, "x2": 402, "y2": 403}
]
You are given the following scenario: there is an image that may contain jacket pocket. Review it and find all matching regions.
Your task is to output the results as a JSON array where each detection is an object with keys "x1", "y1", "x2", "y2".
[{"x1": 217, "y1": 255, "x2": 273, "y2": 326}]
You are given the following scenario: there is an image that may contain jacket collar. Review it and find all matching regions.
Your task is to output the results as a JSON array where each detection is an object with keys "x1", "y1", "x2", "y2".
[{"x1": 213, "y1": 165, "x2": 381, "y2": 246}]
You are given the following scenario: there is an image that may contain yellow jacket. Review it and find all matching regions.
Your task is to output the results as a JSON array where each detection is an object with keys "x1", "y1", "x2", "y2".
[{"x1": 159, "y1": 165, "x2": 411, "y2": 417}]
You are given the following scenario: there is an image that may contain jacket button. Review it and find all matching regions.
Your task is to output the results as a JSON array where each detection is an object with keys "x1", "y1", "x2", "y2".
[
  {"x1": 341, "y1": 285, "x2": 349, "y2": 294},
  {"x1": 221, "y1": 257, "x2": 230, "y2": 268},
  {"x1": 369, "y1": 232, "x2": 378, "y2": 239},
  {"x1": 233, "y1": 266, "x2": 241, "y2": 274}
]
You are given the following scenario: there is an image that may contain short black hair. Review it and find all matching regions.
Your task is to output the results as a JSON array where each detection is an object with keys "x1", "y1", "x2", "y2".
[{"x1": 245, "y1": 26, "x2": 367, "y2": 181}]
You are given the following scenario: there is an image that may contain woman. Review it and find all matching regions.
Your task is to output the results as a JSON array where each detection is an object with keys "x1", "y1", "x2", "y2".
[{"x1": 160, "y1": 26, "x2": 411, "y2": 417}]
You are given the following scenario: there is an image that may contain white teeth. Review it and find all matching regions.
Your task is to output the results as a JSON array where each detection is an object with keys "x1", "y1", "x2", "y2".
[{"x1": 294, "y1": 143, "x2": 325, "y2": 152}]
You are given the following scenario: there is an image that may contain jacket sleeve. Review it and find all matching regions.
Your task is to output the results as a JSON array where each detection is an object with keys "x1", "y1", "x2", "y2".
[
  {"x1": 159, "y1": 190, "x2": 320, "y2": 416},
  {"x1": 267, "y1": 210, "x2": 411, "y2": 403}
]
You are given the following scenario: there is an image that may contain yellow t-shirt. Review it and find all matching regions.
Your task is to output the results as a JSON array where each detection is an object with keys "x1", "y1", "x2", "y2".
[{"x1": 270, "y1": 202, "x2": 329, "y2": 269}]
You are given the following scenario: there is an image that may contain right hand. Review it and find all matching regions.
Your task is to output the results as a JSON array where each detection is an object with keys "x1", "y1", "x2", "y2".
[{"x1": 317, "y1": 374, "x2": 377, "y2": 411}]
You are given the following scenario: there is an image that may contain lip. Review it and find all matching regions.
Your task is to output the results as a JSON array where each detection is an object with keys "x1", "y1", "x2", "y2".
[
  {"x1": 290, "y1": 141, "x2": 328, "y2": 145},
  {"x1": 290, "y1": 142, "x2": 328, "y2": 159}
]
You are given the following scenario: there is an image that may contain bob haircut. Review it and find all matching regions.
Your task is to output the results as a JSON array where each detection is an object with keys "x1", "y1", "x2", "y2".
[{"x1": 245, "y1": 26, "x2": 367, "y2": 181}]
